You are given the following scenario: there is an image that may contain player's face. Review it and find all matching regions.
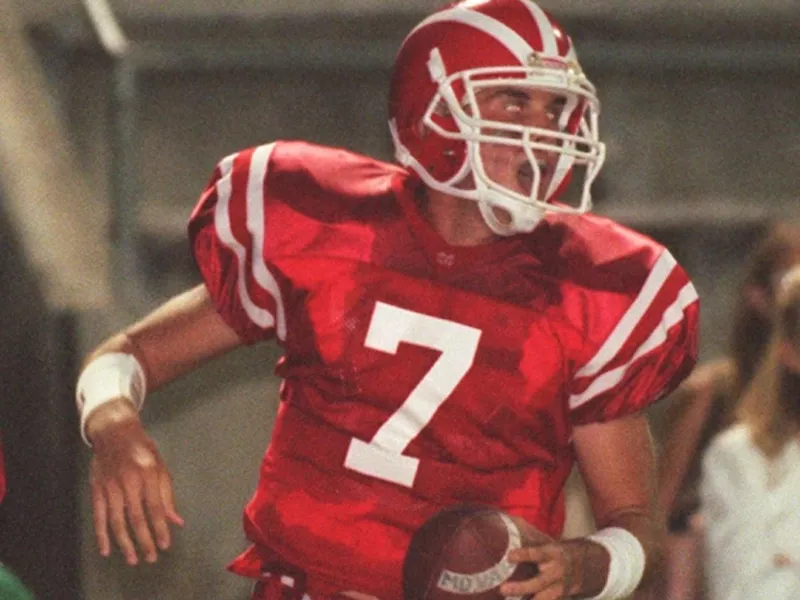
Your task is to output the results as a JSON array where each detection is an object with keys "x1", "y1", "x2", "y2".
[
  {"x1": 765, "y1": 252, "x2": 800, "y2": 310},
  {"x1": 783, "y1": 340, "x2": 800, "y2": 375},
  {"x1": 472, "y1": 86, "x2": 566, "y2": 198}
]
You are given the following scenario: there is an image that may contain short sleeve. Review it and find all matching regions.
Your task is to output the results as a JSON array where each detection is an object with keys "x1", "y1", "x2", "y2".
[
  {"x1": 188, "y1": 144, "x2": 285, "y2": 344},
  {"x1": 568, "y1": 249, "x2": 700, "y2": 424}
]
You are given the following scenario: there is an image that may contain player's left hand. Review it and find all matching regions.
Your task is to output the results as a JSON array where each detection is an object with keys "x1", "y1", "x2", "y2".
[{"x1": 500, "y1": 539, "x2": 596, "y2": 599}]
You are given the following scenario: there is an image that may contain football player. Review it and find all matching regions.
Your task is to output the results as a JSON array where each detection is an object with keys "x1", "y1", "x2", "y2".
[{"x1": 77, "y1": 1, "x2": 699, "y2": 599}]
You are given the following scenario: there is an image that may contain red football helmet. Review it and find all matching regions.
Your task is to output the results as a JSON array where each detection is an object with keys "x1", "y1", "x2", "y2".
[{"x1": 389, "y1": 0, "x2": 606, "y2": 235}]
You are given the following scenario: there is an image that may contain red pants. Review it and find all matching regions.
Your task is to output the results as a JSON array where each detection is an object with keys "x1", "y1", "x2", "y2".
[
  {"x1": 251, "y1": 571, "x2": 354, "y2": 600},
  {"x1": 236, "y1": 544, "x2": 381, "y2": 600}
]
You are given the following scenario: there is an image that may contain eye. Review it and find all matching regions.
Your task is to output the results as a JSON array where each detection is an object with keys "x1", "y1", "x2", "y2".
[
  {"x1": 546, "y1": 97, "x2": 568, "y2": 122},
  {"x1": 501, "y1": 90, "x2": 529, "y2": 113}
]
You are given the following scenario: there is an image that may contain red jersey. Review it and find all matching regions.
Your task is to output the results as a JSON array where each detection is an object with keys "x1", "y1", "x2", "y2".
[{"x1": 189, "y1": 141, "x2": 699, "y2": 599}]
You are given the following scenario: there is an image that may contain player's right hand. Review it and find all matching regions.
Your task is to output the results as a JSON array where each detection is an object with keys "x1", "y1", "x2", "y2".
[{"x1": 86, "y1": 399, "x2": 184, "y2": 566}]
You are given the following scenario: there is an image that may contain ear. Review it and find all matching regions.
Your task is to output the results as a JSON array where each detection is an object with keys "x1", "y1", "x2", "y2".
[{"x1": 744, "y1": 284, "x2": 771, "y2": 318}]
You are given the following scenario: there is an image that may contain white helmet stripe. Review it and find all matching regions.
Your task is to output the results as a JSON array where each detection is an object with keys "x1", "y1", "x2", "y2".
[
  {"x1": 405, "y1": 7, "x2": 534, "y2": 65},
  {"x1": 520, "y1": 1, "x2": 559, "y2": 55}
]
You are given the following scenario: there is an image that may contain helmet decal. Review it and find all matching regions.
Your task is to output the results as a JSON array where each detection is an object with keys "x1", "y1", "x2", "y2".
[
  {"x1": 411, "y1": 8, "x2": 540, "y2": 66},
  {"x1": 523, "y1": 1, "x2": 567, "y2": 55}
]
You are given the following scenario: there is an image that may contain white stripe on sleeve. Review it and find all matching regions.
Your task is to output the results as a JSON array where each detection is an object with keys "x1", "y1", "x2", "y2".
[
  {"x1": 213, "y1": 145, "x2": 286, "y2": 339},
  {"x1": 576, "y1": 250, "x2": 677, "y2": 379},
  {"x1": 569, "y1": 281, "x2": 698, "y2": 410},
  {"x1": 246, "y1": 144, "x2": 287, "y2": 341}
]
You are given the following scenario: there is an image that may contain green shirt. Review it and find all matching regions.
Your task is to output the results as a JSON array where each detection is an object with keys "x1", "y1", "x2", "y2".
[{"x1": 0, "y1": 565, "x2": 35, "y2": 600}]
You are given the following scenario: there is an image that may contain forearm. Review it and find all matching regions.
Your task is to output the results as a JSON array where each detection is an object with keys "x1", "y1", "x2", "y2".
[
  {"x1": 84, "y1": 329, "x2": 199, "y2": 397},
  {"x1": 83, "y1": 285, "x2": 242, "y2": 393},
  {"x1": 572, "y1": 415, "x2": 662, "y2": 598},
  {"x1": 79, "y1": 284, "x2": 242, "y2": 444},
  {"x1": 557, "y1": 537, "x2": 609, "y2": 597},
  {"x1": 597, "y1": 509, "x2": 664, "y2": 590},
  {"x1": 562, "y1": 509, "x2": 661, "y2": 598}
]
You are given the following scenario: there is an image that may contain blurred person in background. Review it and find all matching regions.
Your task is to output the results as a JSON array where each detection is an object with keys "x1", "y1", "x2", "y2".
[
  {"x1": 701, "y1": 264, "x2": 800, "y2": 600},
  {"x1": 0, "y1": 436, "x2": 36, "y2": 600},
  {"x1": 74, "y1": 1, "x2": 699, "y2": 599},
  {"x1": 0, "y1": 436, "x2": 5, "y2": 505},
  {"x1": 653, "y1": 222, "x2": 800, "y2": 600}
]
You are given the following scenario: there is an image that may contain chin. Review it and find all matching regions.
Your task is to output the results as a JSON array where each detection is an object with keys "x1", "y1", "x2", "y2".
[{"x1": 490, "y1": 206, "x2": 513, "y2": 226}]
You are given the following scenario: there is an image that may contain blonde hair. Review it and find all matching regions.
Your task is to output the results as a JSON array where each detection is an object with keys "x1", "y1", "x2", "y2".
[
  {"x1": 729, "y1": 222, "x2": 800, "y2": 398},
  {"x1": 735, "y1": 265, "x2": 800, "y2": 458}
]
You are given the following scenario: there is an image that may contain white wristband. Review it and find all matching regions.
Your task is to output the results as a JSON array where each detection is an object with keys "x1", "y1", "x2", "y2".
[
  {"x1": 585, "y1": 527, "x2": 646, "y2": 600},
  {"x1": 76, "y1": 352, "x2": 147, "y2": 446}
]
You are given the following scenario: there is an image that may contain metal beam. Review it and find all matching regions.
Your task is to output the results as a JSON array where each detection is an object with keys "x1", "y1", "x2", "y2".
[
  {"x1": 120, "y1": 37, "x2": 800, "y2": 74},
  {"x1": 33, "y1": 13, "x2": 800, "y2": 73},
  {"x1": 79, "y1": 0, "x2": 154, "y2": 311}
]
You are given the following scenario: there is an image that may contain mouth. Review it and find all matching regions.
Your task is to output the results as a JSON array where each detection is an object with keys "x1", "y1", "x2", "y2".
[{"x1": 516, "y1": 160, "x2": 549, "y2": 195}]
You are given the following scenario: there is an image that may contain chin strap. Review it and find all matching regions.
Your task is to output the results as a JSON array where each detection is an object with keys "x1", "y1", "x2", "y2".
[{"x1": 477, "y1": 188, "x2": 544, "y2": 236}]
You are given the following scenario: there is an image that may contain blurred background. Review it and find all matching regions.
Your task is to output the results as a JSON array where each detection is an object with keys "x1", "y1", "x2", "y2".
[{"x1": 0, "y1": 0, "x2": 797, "y2": 598}]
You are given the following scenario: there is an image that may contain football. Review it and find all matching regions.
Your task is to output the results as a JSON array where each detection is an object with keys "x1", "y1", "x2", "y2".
[{"x1": 403, "y1": 505, "x2": 550, "y2": 600}]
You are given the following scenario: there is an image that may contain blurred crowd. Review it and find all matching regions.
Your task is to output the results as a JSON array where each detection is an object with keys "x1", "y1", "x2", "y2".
[{"x1": 652, "y1": 222, "x2": 800, "y2": 600}]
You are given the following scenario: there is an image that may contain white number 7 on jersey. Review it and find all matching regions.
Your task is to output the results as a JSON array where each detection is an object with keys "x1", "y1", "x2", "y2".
[{"x1": 344, "y1": 301, "x2": 481, "y2": 488}]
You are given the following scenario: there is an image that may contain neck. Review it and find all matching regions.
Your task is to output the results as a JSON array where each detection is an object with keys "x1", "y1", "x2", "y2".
[{"x1": 423, "y1": 188, "x2": 498, "y2": 247}]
